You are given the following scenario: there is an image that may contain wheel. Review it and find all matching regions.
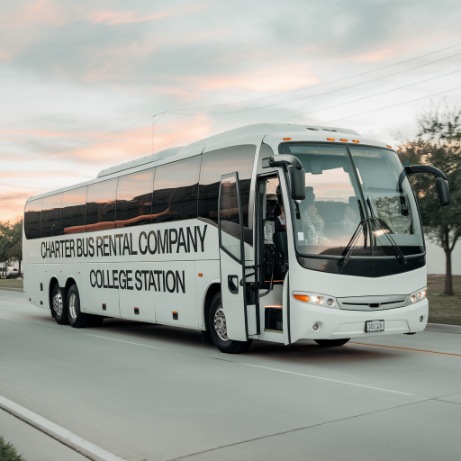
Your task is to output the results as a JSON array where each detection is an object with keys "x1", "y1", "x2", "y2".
[
  {"x1": 314, "y1": 338, "x2": 350, "y2": 347},
  {"x1": 50, "y1": 283, "x2": 68, "y2": 325},
  {"x1": 208, "y1": 293, "x2": 252, "y2": 354},
  {"x1": 67, "y1": 284, "x2": 89, "y2": 328}
]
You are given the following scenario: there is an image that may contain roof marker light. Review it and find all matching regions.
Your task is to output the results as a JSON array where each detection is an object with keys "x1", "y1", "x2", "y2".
[
  {"x1": 283, "y1": 137, "x2": 292, "y2": 141},
  {"x1": 326, "y1": 137, "x2": 335, "y2": 142}
]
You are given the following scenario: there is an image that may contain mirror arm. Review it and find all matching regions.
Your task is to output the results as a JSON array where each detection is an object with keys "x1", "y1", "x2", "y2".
[
  {"x1": 268, "y1": 155, "x2": 303, "y2": 171},
  {"x1": 405, "y1": 165, "x2": 448, "y2": 180}
]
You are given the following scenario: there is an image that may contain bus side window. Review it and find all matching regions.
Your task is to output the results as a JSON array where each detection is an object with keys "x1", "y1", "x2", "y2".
[
  {"x1": 24, "y1": 198, "x2": 43, "y2": 239},
  {"x1": 41, "y1": 194, "x2": 63, "y2": 237},
  {"x1": 62, "y1": 186, "x2": 87, "y2": 234},
  {"x1": 85, "y1": 179, "x2": 118, "y2": 230},
  {"x1": 152, "y1": 156, "x2": 200, "y2": 222},
  {"x1": 116, "y1": 169, "x2": 154, "y2": 228},
  {"x1": 198, "y1": 145, "x2": 256, "y2": 233}
]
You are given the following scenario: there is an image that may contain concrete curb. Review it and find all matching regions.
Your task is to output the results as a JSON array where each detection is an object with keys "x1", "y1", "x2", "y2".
[
  {"x1": 426, "y1": 323, "x2": 461, "y2": 334},
  {"x1": 0, "y1": 396, "x2": 127, "y2": 461}
]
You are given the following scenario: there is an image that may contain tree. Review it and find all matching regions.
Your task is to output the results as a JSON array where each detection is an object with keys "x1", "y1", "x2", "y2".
[
  {"x1": 398, "y1": 105, "x2": 461, "y2": 295},
  {"x1": 0, "y1": 220, "x2": 23, "y2": 274}
]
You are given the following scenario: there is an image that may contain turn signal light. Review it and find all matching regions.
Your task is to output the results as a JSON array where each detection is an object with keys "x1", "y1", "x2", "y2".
[{"x1": 293, "y1": 293, "x2": 310, "y2": 303}]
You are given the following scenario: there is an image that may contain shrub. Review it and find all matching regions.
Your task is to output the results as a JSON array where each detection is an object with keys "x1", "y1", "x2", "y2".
[{"x1": 0, "y1": 436, "x2": 26, "y2": 461}]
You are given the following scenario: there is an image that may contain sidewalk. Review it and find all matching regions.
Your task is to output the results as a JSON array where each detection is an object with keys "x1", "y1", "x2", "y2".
[{"x1": 0, "y1": 409, "x2": 89, "y2": 461}]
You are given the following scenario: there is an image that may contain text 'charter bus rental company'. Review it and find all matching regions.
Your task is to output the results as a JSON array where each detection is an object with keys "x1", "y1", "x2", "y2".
[{"x1": 23, "y1": 124, "x2": 449, "y2": 353}]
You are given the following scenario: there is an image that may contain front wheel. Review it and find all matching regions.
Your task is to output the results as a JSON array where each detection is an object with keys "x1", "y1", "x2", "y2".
[
  {"x1": 67, "y1": 284, "x2": 90, "y2": 328},
  {"x1": 314, "y1": 338, "x2": 350, "y2": 347},
  {"x1": 208, "y1": 293, "x2": 252, "y2": 354}
]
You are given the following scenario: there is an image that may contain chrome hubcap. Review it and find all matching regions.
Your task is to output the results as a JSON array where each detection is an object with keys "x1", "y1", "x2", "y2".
[
  {"x1": 214, "y1": 306, "x2": 228, "y2": 342},
  {"x1": 68, "y1": 293, "x2": 77, "y2": 320},
  {"x1": 52, "y1": 291, "x2": 63, "y2": 316}
]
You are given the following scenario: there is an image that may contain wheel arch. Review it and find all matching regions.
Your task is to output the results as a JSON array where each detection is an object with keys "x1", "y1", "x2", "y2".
[
  {"x1": 65, "y1": 277, "x2": 77, "y2": 292},
  {"x1": 48, "y1": 277, "x2": 60, "y2": 311},
  {"x1": 203, "y1": 283, "x2": 221, "y2": 331}
]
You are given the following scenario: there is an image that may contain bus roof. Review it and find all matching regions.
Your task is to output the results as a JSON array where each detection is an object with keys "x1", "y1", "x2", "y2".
[
  {"x1": 97, "y1": 123, "x2": 365, "y2": 178},
  {"x1": 27, "y1": 123, "x2": 390, "y2": 202}
]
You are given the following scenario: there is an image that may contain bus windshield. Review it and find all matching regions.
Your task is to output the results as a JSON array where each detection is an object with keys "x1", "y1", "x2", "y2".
[{"x1": 279, "y1": 143, "x2": 424, "y2": 261}]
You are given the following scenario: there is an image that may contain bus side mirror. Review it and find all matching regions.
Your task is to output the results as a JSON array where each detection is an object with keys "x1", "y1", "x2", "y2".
[
  {"x1": 269, "y1": 155, "x2": 305, "y2": 201},
  {"x1": 436, "y1": 177, "x2": 450, "y2": 206},
  {"x1": 288, "y1": 165, "x2": 306, "y2": 201},
  {"x1": 405, "y1": 165, "x2": 450, "y2": 207}
]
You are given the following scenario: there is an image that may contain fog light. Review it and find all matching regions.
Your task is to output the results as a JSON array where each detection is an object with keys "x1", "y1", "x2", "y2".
[
  {"x1": 313, "y1": 322, "x2": 320, "y2": 331},
  {"x1": 419, "y1": 316, "x2": 424, "y2": 323}
]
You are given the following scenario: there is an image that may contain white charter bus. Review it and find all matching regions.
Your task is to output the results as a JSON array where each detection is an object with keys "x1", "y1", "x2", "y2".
[{"x1": 23, "y1": 124, "x2": 449, "y2": 353}]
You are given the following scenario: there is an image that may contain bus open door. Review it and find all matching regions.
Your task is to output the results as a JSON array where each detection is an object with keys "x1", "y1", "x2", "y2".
[{"x1": 214, "y1": 172, "x2": 258, "y2": 353}]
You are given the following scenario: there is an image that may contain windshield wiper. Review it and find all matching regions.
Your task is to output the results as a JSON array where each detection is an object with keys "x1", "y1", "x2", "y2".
[
  {"x1": 366, "y1": 197, "x2": 407, "y2": 265},
  {"x1": 339, "y1": 219, "x2": 366, "y2": 268},
  {"x1": 339, "y1": 199, "x2": 367, "y2": 269}
]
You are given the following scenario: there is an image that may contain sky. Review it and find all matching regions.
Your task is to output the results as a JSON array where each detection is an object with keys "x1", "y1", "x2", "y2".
[{"x1": 1, "y1": 0, "x2": 461, "y2": 223}]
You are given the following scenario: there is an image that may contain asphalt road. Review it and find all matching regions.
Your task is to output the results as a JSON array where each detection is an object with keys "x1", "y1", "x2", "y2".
[{"x1": 1, "y1": 289, "x2": 461, "y2": 461}]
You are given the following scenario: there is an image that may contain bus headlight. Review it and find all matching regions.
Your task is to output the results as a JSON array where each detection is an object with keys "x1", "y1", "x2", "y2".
[
  {"x1": 292, "y1": 292, "x2": 338, "y2": 309},
  {"x1": 409, "y1": 287, "x2": 427, "y2": 304}
]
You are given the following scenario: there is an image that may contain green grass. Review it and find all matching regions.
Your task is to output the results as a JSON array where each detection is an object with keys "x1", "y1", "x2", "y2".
[
  {"x1": 427, "y1": 275, "x2": 461, "y2": 326},
  {"x1": 0, "y1": 279, "x2": 23, "y2": 289},
  {"x1": 2, "y1": 275, "x2": 460, "y2": 326}
]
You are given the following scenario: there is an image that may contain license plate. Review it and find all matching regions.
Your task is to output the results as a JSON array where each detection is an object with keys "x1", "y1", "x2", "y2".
[{"x1": 365, "y1": 319, "x2": 385, "y2": 333}]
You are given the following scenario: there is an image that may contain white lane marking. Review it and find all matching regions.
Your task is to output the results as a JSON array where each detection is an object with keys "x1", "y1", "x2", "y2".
[
  {"x1": 87, "y1": 333, "x2": 412, "y2": 396},
  {"x1": 86, "y1": 333, "x2": 166, "y2": 350},
  {"x1": 240, "y1": 363, "x2": 414, "y2": 396},
  {"x1": 0, "y1": 396, "x2": 127, "y2": 461}
]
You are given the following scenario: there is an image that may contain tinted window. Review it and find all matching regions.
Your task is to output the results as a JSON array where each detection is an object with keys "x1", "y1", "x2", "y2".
[
  {"x1": 41, "y1": 194, "x2": 63, "y2": 237},
  {"x1": 24, "y1": 198, "x2": 43, "y2": 239},
  {"x1": 116, "y1": 170, "x2": 154, "y2": 227},
  {"x1": 85, "y1": 179, "x2": 118, "y2": 230},
  {"x1": 62, "y1": 187, "x2": 87, "y2": 234},
  {"x1": 152, "y1": 156, "x2": 200, "y2": 222},
  {"x1": 198, "y1": 145, "x2": 256, "y2": 227}
]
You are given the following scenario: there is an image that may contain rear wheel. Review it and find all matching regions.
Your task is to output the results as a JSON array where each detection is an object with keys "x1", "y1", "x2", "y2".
[
  {"x1": 67, "y1": 284, "x2": 89, "y2": 328},
  {"x1": 50, "y1": 283, "x2": 68, "y2": 325},
  {"x1": 314, "y1": 338, "x2": 350, "y2": 347},
  {"x1": 208, "y1": 293, "x2": 252, "y2": 354}
]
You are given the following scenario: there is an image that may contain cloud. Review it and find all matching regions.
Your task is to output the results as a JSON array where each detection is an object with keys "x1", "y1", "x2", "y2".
[
  {"x1": 86, "y1": 9, "x2": 172, "y2": 26},
  {"x1": 1, "y1": 0, "x2": 460, "y2": 224},
  {"x1": 0, "y1": 189, "x2": 35, "y2": 222}
]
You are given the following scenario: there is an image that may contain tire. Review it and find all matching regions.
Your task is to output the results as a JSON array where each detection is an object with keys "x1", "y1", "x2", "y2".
[
  {"x1": 67, "y1": 284, "x2": 89, "y2": 328},
  {"x1": 208, "y1": 293, "x2": 252, "y2": 354},
  {"x1": 50, "y1": 283, "x2": 68, "y2": 325},
  {"x1": 88, "y1": 315, "x2": 104, "y2": 327},
  {"x1": 314, "y1": 338, "x2": 350, "y2": 347}
]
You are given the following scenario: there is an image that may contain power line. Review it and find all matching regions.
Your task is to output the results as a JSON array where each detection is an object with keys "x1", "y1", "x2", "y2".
[
  {"x1": 0, "y1": 182, "x2": 47, "y2": 190},
  {"x1": 320, "y1": 86, "x2": 461, "y2": 125},
  {"x1": 9, "y1": 42, "x2": 461, "y2": 169},
  {"x1": 37, "y1": 114, "x2": 154, "y2": 160},
  {"x1": 168, "y1": 51, "x2": 461, "y2": 116},
  {"x1": 282, "y1": 68, "x2": 461, "y2": 121},
  {"x1": 165, "y1": 42, "x2": 461, "y2": 114}
]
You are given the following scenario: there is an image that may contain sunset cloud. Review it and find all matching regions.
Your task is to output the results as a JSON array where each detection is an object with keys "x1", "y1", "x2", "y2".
[{"x1": 1, "y1": 0, "x2": 460, "y2": 224}]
